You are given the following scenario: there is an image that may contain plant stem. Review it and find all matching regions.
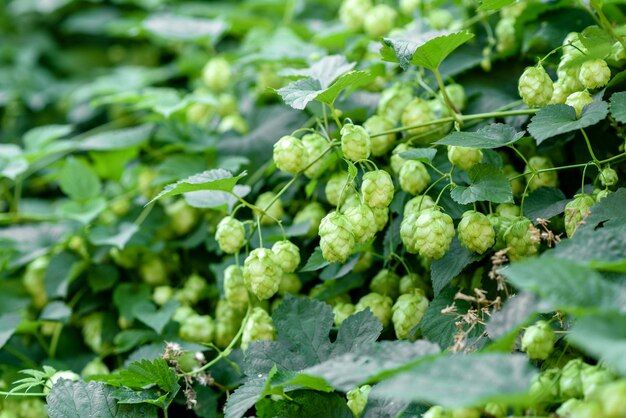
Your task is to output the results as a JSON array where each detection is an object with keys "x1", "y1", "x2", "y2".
[
  {"x1": 0, "y1": 391, "x2": 47, "y2": 397},
  {"x1": 580, "y1": 128, "x2": 600, "y2": 165},
  {"x1": 508, "y1": 146, "x2": 535, "y2": 174},
  {"x1": 432, "y1": 68, "x2": 462, "y2": 123},
  {"x1": 593, "y1": 2, "x2": 626, "y2": 50},
  {"x1": 49, "y1": 324, "x2": 63, "y2": 359}
]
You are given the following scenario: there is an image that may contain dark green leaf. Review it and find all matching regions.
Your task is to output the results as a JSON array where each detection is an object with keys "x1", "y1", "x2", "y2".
[
  {"x1": 450, "y1": 164, "x2": 513, "y2": 204},
  {"x1": 0, "y1": 144, "x2": 28, "y2": 180},
  {"x1": 478, "y1": 0, "x2": 516, "y2": 11},
  {"x1": 77, "y1": 125, "x2": 153, "y2": 151},
  {"x1": 132, "y1": 300, "x2": 179, "y2": 335},
  {"x1": 23, "y1": 125, "x2": 73, "y2": 150},
  {"x1": 300, "y1": 247, "x2": 330, "y2": 272},
  {"x1": 40, "y1": 301, "x2": 72, "y2": 323},
  {"x1": 44, "y1": 251, "x2": 84, "y2": 298},
  {"x1": 523, "y1": 187, "x2": 568, "y2": 221},
  {"x1": 58, "y1": 158, "x2": 102, "y2": 201},
  {"x1": 398, "y1": 148, "x2": 437, "y2": 162},
  {"x1": 256, "y1": 390, "x2": 353, "y2": 418},
  {"x1": 89, "y1": 222, "x2": 139, "y2": 250},
  {"x1": 430, "y1": 237, "x2": 483, "y2": 296},
  {"x1": 435, "y1": 123, "x2": 525, "y2": 148},
  {"x1": 527, "y1": 101, "x2": 609, "y2": 143},
  {"x1": 148, "y1": 169, "x2": 247, "y2": 204},
  {"x1": 110, "y1": 386, "x2": 168, "y2": 407},
  {"x1": 93, "y1": 358, "x2": 180, "y2": 395},
  {"x1": 0, "y1": 313, "x2": 21, "y2": 350},
  {"x1": 609, "y1": 91, "x2": 626, "y2": 123},
  {"x1": 224, "y1": 377, "x2": 267, "y2": 418}
]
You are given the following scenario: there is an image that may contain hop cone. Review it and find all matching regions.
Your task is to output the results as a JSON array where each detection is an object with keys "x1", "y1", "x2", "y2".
[
  {"x1": 243, "y1": 248, "x2": 283, "y2": 300},
  {"x1": 273, "y1": 135, "x2": 308, "y2": 174},
  {"x1": 344, "y1": 203, "x2": 377, "y2": 244},
  {"x1": 364, "y1": 115, "x2": 396, "y2": 156},
  {"x1": 413, "y1": 209, "x2": 456, "y2": 259},
  {"x1": 521, "y1": 320, "x2": 555, "y2": 360},
  {"x1": 224, "y1": 265, "x2": 249, "y2": 309},
  {"x1": 361, "y1": 169, "x2": 394, "y2": 208},
  {"x1": 341, "y1": 123, "x2": 371, "y2": 161},
  {"x1": 447, "y1": 146, "x2": 483, "y2": 171},
  {"x1": 458, "y1": 210, "x2": 495, "y2": 254},
  {"x1": 564, "y1": 194, "x2": 595, "y2": 238},
  {"x1": 518, "y1": 66, "x2": 553, "y2": 107},
  {"x1": 355, "y1": 292, "x2": 393, "y2": 327},
  {"x1": 271, "y1": 240, "x2": 301, "y2": 273},
  {"x1": 392, "y1": 290, "x2": 429, "y2": 339},
  {"x1": 215, "y1": 216, "x2": 245, "y2": 254},
  {"x1": 503, "y1": 217, "x2": 539, "y2": 261},
  {"x1": 241, "y1": 307, "x2": 275, "y2": 350},
  {"x1": 399, "y1": 160, "x2": 430, "y2": 195},
  {"x1": 579, "y1": 59, "x2": 611, "y2": 89},
  {"x1": 319, "y1": 211, "x2": 356, "y2": 263}
]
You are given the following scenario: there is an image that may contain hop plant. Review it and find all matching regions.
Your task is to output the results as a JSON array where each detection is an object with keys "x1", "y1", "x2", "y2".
[
  {"x1": 355, "y1": 292, "x2": 393, "y2": 327},
  {"x1": 390, "y1": 143, "x2": 411, "y2": 174},
  {"x1": 392, "y1": 290, "x2": 429, "y2": 339},
  {"x1": 347, "y1": 385, "x2": 371, "y2": 417},
  {"x1": 319, "y1": 211, "x2": 356, "y2": 263},
  {"x1": 599, "y1": 167, "x2": 618, "y2": 187},
  {"x1": 503, "y1": 217, "x2": 539, "y2": 261},
  {"x1": 581, "y1": 365, "x2": 615, "y2": 399},
  {"x1": 215, "y1": 300, "x2": 244, "y2": 349},
  {"x1": 447, "y1": 146, "x2": 483, "y2": 171},
  {"x1": 410, "y1": 209, "x2": 456, "y2": 259},
  {"x1": 273, "y1": 135, "x2": 308, "y2": 174},
  {"x1": 363, "y1": 115, "x2": 396, "y2": 156},
  {"x1": 271, "y1": 240, "x2": 301, "y2": 273},
  {"x1": 495, "y1": 17, "x2": 517, "y2": 54},
  {"x1": 243, "y1": 248, "x2": 283, "y2": 300},
  {"x1": 363, "y1": 4, "x2": 397, "y2": 37},
  {"x1": 441, "y1": 83, "x2": 467, "y2": 111},
  {"x1": 399, "y1": 273, "x2": 428, "y2": 295},
  {"x1": 302, "y1": 132, "x2": 333, "y2": 179},
  {"x1": 139, "y1": 255, "x2": 168, "y2": 285},
  {"x1": 596, "y1": 381, "x2": 626, "y2": 418},
  {"x1": 566, "y1": 90, "x2": 593, "y2": 118},
  {"x1": 82, "y1": 313, "x2": 104, "y2": 353},
  {"x1": 294, "y1": 202, "x2": 326, "y2": 237},
  {"x1": 377, "y1": 84, "x2": 414, "y2": 123},
  {"x1": 502, "y1": 165, "x2": 526, "y2": 197},
  {"x1": 496, "y1": 203, "x2": 521, "y2": 218},
  {"x1": 518, "y1": 66, "x2": 553, "y2": 107},
  {"x1": 525, "y1": 156, "x2": 558, "y2": 191},
  {"x1": 458, "y1": 211, "x2": 495, "y2": 254},
  {"x1": 404, "y1": 195, "x2": 435, "y2": 216},
  {"x1": 333, "y1": 302, "x2": 356, "y2": 326},
  {"x1": 560, "y1": 358, "x2": 585, "y2": 399},
  {"x1": 371, "y1": 206, "x2": 390, "y2": 231},
  {"x1": 326, "y1": 172, "x2": 350, "y2": 206},
  {"x1": 401, "y1": 98, "x2": 436, "y2": 136},
  {"x1": 224, "y1": 265, "x2": 249, "y2": 309},
  {"x1": 241, "y1": 307, "x2": 275, "y2": 350},
  {"x1": 550, "y1": 79, "x2": 572, "y2": 104},
  {"x1": 529, "y1": 368, "x2": 561, "y2": 402},
  {"x1": 423, "y1": 406, "x2": 452, "y2": 418},
  {"x1": 215, "y1": 216, "x2": 246, "y2": 254},
  {"x1": 344, "y1": 203, "x2": 377, "y2": 244},
  {"x1": 427, "y1": 9, "x2": 453, "y2": 30},
  {"x1": 361, "y1": 169, "x2": 394, "y2": 208},
  {"x1": 255, "y1": 192, "x2": 284, "y2": 225},
  {"x1": 202, "y1": 57, "x2": 231, "y2": 92},
  {"x1": 339, "y1": 0, "x2": 373, "y2": 30},
  {"x1": 521, "y1": 320, "x2": 555, "y2": 360},
  {"x1": 278, "y1": 273, "x2": 302, "y2": 296},
  {"x1": 399, "y1": 160, "x2": 430, "y2": 195},
  {"x1": 400, "y1": 212, "x2": 421, "y2": 254},
  {"x1": 578, "y1": 59, "x2": 611, "y2": 89},
  {"x1": 180, "y1": 314, "x2": 215, "y2": 343},
  {"x1": 564, "y1": 194, "x2": 595, "y2": 238},
  {"x1": 165, "y1": 199, "x2": 198, "y2": 236},
  {"x1": 341, "y1": 123, "x2": 371, "y2": 161},
  {"x1": 370, "y1": 269, "x2": 400, "y2": 300}
]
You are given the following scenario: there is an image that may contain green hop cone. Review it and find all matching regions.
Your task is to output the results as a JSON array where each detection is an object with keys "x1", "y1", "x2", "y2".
[
  {"x1": 427, "y1": 9, "x2": 453, "y2": 30},
  {"x1": 139, "y1": 255, "x2": 168, "y2": 285},
  {"x1": 224, "y1": 265, "x2": 249, "y2": 309},
  {"x1": 378, "y1": 84, "x2": 413, "y2": 123},
  {"x1": 518, "y1": 65, "x2": 554, "y2": 107},
  {"x1": 340, "y1": 192, "x2": 361, "y2": 213},
  {"x1": 556, "y1": 399, "x2": 584, "y2": 417},
  {"x1": 401, "y1": 98, "x2": 436, "y2": 136},
  {"x1": 341, "y1": 123, "x2": 371, "y2": 161},
  {"x1": 503, "y1": 165, "x2": 526, "y2": 197},
  {"x1": 271, "y1": 240, "x2": 301, "y2": 273},
  {"x1": 370, "y1": 269, "x2": 400, "y2": 299},
  {"x1": 363, "y1": 115, "x2": 396, "y2": 156},
  {"x1": 177, "y1": 273, "x2": 207, "y2": 305},
  {"x1": 202, "y1": 57, "x2": 231, "y2": 92},
  {"x1": 566, "y1": 90, "x2": 594, "y2": 118},
  {"x1": 579, "y1": 59, "x2": 611, "y2": 89},
  {"x1": 347, "y1": 385, "x2": 371, "y2": 417},
  {"x1": 441, "y1": 84, "x2": 467, "y2": 111},
  {"x1": 82, "y1": 312, "x2": 104, "y2": 353},
  {"x1": 521, "y1": 320, "x2": 555, "y2": 360},
  {"x1": 560, "y1": 358, "x2": 585, "y2": 399},
  {"x1": 564, "y1": 194, "x2": 595, "y2": 238},
  {"x1": 529, "y1": 368, "x2": 561, "y2": 402},
  {"x1": 596, "y1": 380, "x2": 626, "y2": 418},
  {"x1": 361, "y1": 169, "x2": 394, "y2": 208},
  {"x1": 458, "y1": 211, "x2": 495, "y2": 254},
  {"x1": 400, "y1": 0, "x2": 420, "y2": 14},
  {"x1": 333, "y1": 302, "x2": 356, "y2": 326},
  {"x1": 595, "y1": 189, "x2": 611, "y2": 201},
  {"x1": 294, "y1": 202, "x2": 326, "y2": 237},
  {"x1": 180, "y1": 314, "x2": 215, "y2": 343},
  {"x1": 355, "y1": 292, "x2": 393, "y2": 327},
  {"x1": 278, "y1": 272, "x2": 302, "y2": 296},
  {"x1": 399, "y1": 160, "x2": 431, "y2": 195},
  {"x1": 503, "y1": 217, "x2": 539, "y2": 261},
  {"x1": 451, "y1": 408, "x2": 481, "y2": 418},
  {"x1": 215, "y1": 299, "x2": 244, "y2": 348},
  {"x1": 241, "y1": 307, "x2": 276, "y2": 350},
  {"x1": 302, "y1": 132, "x2": 334, "y2": 179},
  {"x1": 525, "y1": 156, "x2": 559, "y2": 191},
  {"x1": 81, "y1": 358, "x2": 110, "y2": 377},
  {"x1": 215, "y1": 216, "x2": 246, "y2": 254},
  {"x1": 326, "y1": 171, "x2": 350, "y2": 206},
  {"x1": 273, "y1": 135, "x2": 308, "y2": 175},
  {"x1": 353, "y1": 251, "x2": 374, "y2": 272},
  {"x1": 390, "y1": 143, "x2": 411, "y2": 174},
  {"x1": 255, "y1": 192, "x2": 284, "y2": 225},
  {"x1": 447, "y1": 146, "x2": 483, "y2": 171},
  {"x1": 496, "y1": 17, "x2": 517, "y2": 54},
  {"x1": 581, "y1": 365, "x2": 615, "y2": 399},
  {"x1": 599, "y1": 167, "x2": 618, "y2": 187},
  {"x1": 413, "y1": 209, "x2": 456, "y2": 259},
  {"x1": 550, "y1": 79, "x2": 573, "y2": 104},
  {"x1": 344, "y1": 203, "x2": 377, "y2": 244},
  {"x1": 496, "y1": 203, "x2": 521, "y2": 218},
  {"x1": 23, "y1": 256, "x2": 49, "y2": 309},
  {"x1": 319, "y1": 211, "x2": 356, "y2": 263},
  {"x1": 483, "y1": 403, "x2": 506, "y2": 418},
  {"x1": 399, "y1": 273, "x2": 428, "y2": 295},
  {"x1": 404, "y1": 194, "x2": 435, "y2": 215},
  {"x1": 165, "y1": 199, "x2": 198, "y2": 236},
  {"x1": 423, "y1": 406, "x2": 452, "y2": 418},
  {"x1": 400, "y1": 212, "x2": 420, "y2": 254},
  {"x1": 392, "y1": 290, "x2": 429, "y2": 339},
  {"x1": 243, "y1": 248, "x2": 283, "y2": 300},
  {"x1": 339, "y1": 0, "x2": 373, "y2": 30},
  {"x1": 363, "y1": 4, "x2": 397, "y2": 37},
  {"x1": 371, "y1": 206, "x2": 389, "y2": 231}
]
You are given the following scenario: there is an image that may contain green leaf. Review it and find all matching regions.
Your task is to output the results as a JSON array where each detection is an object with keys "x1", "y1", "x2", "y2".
[
  {"x1": 430, "y1": 237, "x2": 483, "y2": 296},
  {"x1": 0, "y1": 313, "x2": 21, "y2": 350},
  {"x1": 58, "y1": 198, "x2": 108, "y2": 225},
  {"x1": 281, "y1": 55, "x2": 355, "y2": 89},
  {"x1": 132, "y1": 300, "x2": 178, "y2": 335},
  {"x1": 382, "y1": 30, "x2": 474, "y2": 71},
  {"x1": 561, "y1": 26, "x2": 614, "y2": 69},
  {"x1": 434, "y1": 123, "x2": 525, "y2": 148},
  {"x1": 372, "y1": 353, "x2": 537, "y2": 407},
  {"x1": 568, "y1": 313, "x2": 626, "y2": 377},
  {"x1": 89, "y1": 222, "x2": 140, "y2": 250},
  {"x1": 77, "y1": 125, "x2": 153, "y2": 151},
  {"x1": 609, "y1": 91, "x2": 626, "y2": 123},
  {"x1": 93, "y1": 358, "x2": 180, "y2": 395},
  {"x1": 477, "y1": 0, "x2": 516, "y2": 11},
  {"x1": 527, "y1": 101, "x2": 609, "y2": 143},
  {"x1": 500, "y1": 257, "x2": 626, "y2": 314},
  {"x1": 44, "y1": 251, "x2": 84, "y2": 298},
  {"x1": 398, "y1": 148, "x2": 438, "y2": 162},
  {"x1": 0, "y1": 144, "x2": 28, "y2": 180},
  {"x1": 23, "y1": 124, "x2": 73, "y2": 150},
  {"x1": 582, "y1": 187, "x2": 626, "y2": 227},
  {"x1": 256, "y1": 390, "x2": 353, "y2": 418},
  {"x1": 316, "y1": 70, "x2": 375, "y2": 105},
  {"x1": 110, "y1": 386, "x2": 169, "y2": 407},
  {"x1": 142, "y1": 14, "x2": 227, "y2": 43},
  {"x1": 58, "y1": 158, "x2": 102, "y2": 201},
  {"x1": 450, "y1": 164, "x2": 513, "y2": 204},
  {"x1": 300, "y1": 247, "x2": 330, "y2": 272},
  {"x1": 485, "y1": 293, "x2": 543, "y2": 351},
  {"x1": 47, "y1": 380, "x2": 158, "y2": 418},
  {"x1": 224, "y1": 377, "x2": 268, "y2": 418},
  {"x1": 40, "y1": 301, "x2": 72, "y2": 323},
  {"x1": 148, "y1": 169, "x2": 247, "y2": 205},
  {"x1": 184, "y1": 185, "x2": 251, "y2": 211},
  {"x1": 522, "y1": 187, "x2": 568, "y2": 221}
]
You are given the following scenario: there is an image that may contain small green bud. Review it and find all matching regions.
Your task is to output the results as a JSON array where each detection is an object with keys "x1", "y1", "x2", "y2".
[
  {"x1": 521, "y1": 320, "x2": 555, "y2": 360},
  {"x1": 215, "y1": 216, "x2": 246, "y2": 254},
  {"x1": 347, "y1": 385, "x2": 371, "y2": 417},
  {"x1": 202, "y1": 57, "x2": 231, "y2": 92}
]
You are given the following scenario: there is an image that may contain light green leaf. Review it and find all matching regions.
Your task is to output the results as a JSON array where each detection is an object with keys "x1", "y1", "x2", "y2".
[
  {"x1": 280, "y1": 55, "x2": 355, "y2": 89},
  {"x1": 500, "y1": 257, "x2": 626, "y2": 314},
  {"x1": 560, "y1": 26, "x2": 613, "y2": 69},
  {"x1": 399, "y1": 148, "x2": 438, "y2": 162},
  {"x1": 435, "y1": 123, "x2": 525, "y2": 148},
  {"x1": 89, "y1": 222, "x2": 139, "y2": 250},
  {"x1": 0, "y1": 144, "x2": 28, "y2": 180},
  {"x1": 131, "y1": 300, "x2": 179, "y2": 335},
  {"x1": 0, "y1": 313, "x2": 21, "y2": 350},
  {"x1": 300, "y1": 247, "x2": 330, "y2": 272},
  {"x1": 450, "y1": 164, "x2": 513, "y2": 204},
  {"x1": 382, "y1": 30, "x2": 474, "y2": 71},
  {"x1": 40, "y1": 301, "x2": 72, "y2": 323},
  {"x1": 58, "y1": 198, "x2": 108, "y2": 225},
  {"x1": 23, "y1": 125, "x2": 73, "y2": 150},
  {"x1": 430, "y1": 237, "x2": 483, "y2": 296},
  {"x1": 527, "y1": 101, "x2": 609, "y2": 143},
  {"x1": 142, "y1": 14, "x2": 227, "y2": 43},
  {"x1": 609, "y1": 91, "x2": 626, "y2": 123},
  {"x1": 77, "y1": 125, "x2": 153, "y2": 151},
  {"x1": 478, "y1": 0, "x2": 516, "y2": 11},
  {"x1": 148, "y1": 169, "x2": 247, "y2": 205},
  {"x1": 184, "y1": 185, "x2": 251, "y2": 211},
  {"x1": 58, "y1": 158, "x2": 102, "y2": 201},
  {"x1": 568, "y1": 314, "x2": 626, "y2": 377},
  {"x1": 316, "y1": 70, "x2": 375, "y2": 105},
  {"x1": 372, "y1": 353, "x2": 536, "y2": 407}
]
